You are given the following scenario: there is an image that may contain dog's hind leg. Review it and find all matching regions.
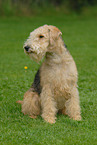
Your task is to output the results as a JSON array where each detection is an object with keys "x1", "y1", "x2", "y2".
[{"x1": 65, "y1": 87, "x2": 82, "y2": 121}]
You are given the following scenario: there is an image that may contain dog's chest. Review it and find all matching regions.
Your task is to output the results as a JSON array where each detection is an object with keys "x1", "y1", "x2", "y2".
[
  {"x1": 40, "y1": 64, "x2": 67, "y2": 84},
  {"x1": 40, "y1": 63, "x2": 73, "y2": 109},
  {"x1": 40, "y1": 64, "x2": 70, "y2": 96}
]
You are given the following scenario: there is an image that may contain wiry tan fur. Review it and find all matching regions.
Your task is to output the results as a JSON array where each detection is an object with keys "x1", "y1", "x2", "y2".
[
  {"x1": 18, "y1": 25, "x2": 81, "y2": 123},
  {"x1": 17, "y1": 89, "x2": 41, "y2": 119}
]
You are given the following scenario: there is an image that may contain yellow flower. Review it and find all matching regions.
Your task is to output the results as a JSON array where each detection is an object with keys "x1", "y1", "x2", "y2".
[{"x1": 24, "y1": 66, "x2": 28, "y2": 69}]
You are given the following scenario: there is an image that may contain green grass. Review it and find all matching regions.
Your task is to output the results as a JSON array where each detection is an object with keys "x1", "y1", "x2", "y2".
[{"x1": 0, "y1": 15, "x2": 97, "y2": 145}]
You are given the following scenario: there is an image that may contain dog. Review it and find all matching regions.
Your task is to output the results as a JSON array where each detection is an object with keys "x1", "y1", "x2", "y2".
[{"x1": 18, "y1": 25, "x2": 82, "y2": 123}]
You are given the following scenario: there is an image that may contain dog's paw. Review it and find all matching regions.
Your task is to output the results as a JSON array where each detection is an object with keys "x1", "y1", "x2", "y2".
[
  {"x1": 29, "y1": 115, "x2": 37, "y2": 119},
  {"x1": 72, "y1": 115, "x2": 82, "y2": 121},
  {"x1": 42, "y1": 116, "x2": 56, "y2": 124},
  {"x1": 45, "y1": 118, "x2": 56, "y2": 124}
]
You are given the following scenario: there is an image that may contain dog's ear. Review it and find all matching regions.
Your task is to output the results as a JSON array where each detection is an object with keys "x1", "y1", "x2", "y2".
[{"x1": 48, "y1": 26, "x2": 62, "y2": 46}]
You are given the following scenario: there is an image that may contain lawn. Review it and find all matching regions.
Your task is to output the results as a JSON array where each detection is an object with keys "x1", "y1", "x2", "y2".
[{"x1": 0, "y1": 15, "x2": 97, "y2": 145}]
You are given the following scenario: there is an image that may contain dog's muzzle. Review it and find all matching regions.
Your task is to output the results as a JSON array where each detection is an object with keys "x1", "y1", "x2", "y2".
[
  {"x1": 24, "y1": 46, "x2": 30, "y2": 52},
  {"x1": 24, "y1": 46, "x2": 34, "y2": 54}
]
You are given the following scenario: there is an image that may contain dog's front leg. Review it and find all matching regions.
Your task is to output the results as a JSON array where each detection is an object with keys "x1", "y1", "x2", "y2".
[{"x1": 40, "y1": 85, "x2": 57, "y2": 124}]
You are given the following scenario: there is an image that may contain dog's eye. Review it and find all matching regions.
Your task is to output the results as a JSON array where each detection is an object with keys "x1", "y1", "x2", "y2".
[{"x1": 39, "y1": 35, "x2": 44, "y2": 38}]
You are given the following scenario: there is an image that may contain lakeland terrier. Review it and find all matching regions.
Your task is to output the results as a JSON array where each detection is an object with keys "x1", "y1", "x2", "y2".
[{"x1": 18, "y1": 25, "x2": 82, "y2": 123}]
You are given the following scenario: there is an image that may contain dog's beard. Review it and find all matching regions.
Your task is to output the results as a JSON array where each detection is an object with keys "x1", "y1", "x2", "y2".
[
  {"x1": 24, "y1": 45, "x2": 47, "y2": 62},
  {"x1": 28, "y1": 52, "x2": 45, "y2": 62}
]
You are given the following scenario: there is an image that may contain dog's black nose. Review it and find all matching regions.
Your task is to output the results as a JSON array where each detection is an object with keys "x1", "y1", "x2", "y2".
[{"x1": 24, "y1": 46, "x2": 30, "y2": 52}]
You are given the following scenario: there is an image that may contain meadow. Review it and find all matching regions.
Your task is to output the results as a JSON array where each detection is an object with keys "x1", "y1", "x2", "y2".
[{"x1": 0, "y1": 15, "x2": 97, "y2": 144}]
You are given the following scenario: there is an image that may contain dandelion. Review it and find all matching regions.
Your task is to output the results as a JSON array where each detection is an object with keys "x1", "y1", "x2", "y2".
[{"x1": 24, "y1": 66, "x2": 28, "y2": 70}]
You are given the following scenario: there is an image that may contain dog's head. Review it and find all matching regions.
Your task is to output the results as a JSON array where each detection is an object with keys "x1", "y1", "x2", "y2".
[{"x1": 24, "y1": 25, "x2": 62, "y2": 62}]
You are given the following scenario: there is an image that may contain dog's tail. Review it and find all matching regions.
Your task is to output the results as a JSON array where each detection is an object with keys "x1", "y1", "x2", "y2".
[{"x1": 16, "y1": 100, "x2": 23, "y2": 104}]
